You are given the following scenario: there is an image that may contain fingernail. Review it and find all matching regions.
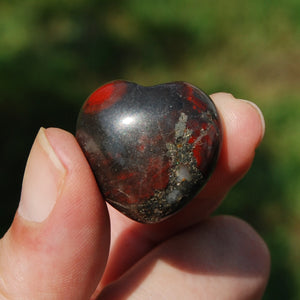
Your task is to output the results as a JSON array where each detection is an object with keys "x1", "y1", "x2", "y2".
[
  {"x1": 18, "y1": 128, "x2": 67, "y2": 222},
  {"x1": 240, "y1": 99, "x2": 265, "y2": 138}
]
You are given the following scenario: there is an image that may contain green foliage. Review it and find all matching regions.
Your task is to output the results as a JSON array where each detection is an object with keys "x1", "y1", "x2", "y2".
[{"x1": 0, "y1": 0, "x2": 299, "y2": 298}]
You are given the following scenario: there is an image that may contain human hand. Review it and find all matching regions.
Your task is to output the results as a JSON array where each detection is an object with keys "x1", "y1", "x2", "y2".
[{"x1": 0, "y1": 93, "x2": 270, "y2": 299}]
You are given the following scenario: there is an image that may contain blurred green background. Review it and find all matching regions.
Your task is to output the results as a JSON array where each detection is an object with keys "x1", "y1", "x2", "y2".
[{"x1": 0, "y1": 0, "x2": 299, "y2": 298}]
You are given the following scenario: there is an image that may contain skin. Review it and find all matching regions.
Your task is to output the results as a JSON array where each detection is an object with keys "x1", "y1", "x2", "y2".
[{"x1": 0, "y1": 93, "x2": 270, "y2": 299}]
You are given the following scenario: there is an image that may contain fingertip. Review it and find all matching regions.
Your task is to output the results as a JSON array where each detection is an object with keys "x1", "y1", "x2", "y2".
[
  {"x1": 210, "y1": 92, "x2": 265, "y2": 178},
  {"x1": 0, "y1": 127, "x2": 110, "y2": 299},
  {"x1": 197, "y1": 215, "x2": 270, "y2": 298},
  {"x1": 45, "y1": 127, "x2": 87, "y2": 170},
  {"x1": 211, "y1": 93, "x2": 265, "y2": 149},
  {"x1": 213, "y1": 215, "x2": 271, "y2": 274},
  {"x1": 210, "y1": 215, "x2": 271, "y2": 297},
  {"x1": 43, "y1": 127, "x2": 110, "y2": 252},
  {"x1": 18, "y1": 127, "x2": 67, "y2": 223}
]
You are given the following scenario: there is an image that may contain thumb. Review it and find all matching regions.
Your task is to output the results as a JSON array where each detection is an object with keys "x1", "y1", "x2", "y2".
[{"x1": 0, "y1": 128, "x2": 110, "y2": 299}]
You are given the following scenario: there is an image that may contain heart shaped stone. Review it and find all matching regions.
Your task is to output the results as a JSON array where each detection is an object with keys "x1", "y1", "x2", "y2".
[{"x1": 76, "y1": 80, "x2": 222, "y2": 223}]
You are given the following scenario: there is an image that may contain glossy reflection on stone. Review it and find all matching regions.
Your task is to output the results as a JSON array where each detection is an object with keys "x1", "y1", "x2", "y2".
[{"x1": 76, "y1": 80, "x2": 222, "y2": 223}]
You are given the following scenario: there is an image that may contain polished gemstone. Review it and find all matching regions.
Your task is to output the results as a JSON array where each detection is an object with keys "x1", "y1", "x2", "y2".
[{"x1": 76, "y1": 80, "x2": 222, "y2": 223}]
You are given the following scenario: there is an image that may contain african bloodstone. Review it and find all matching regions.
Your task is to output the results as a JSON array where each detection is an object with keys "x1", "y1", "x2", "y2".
[{"x1": 76, "y1": 80, "x2": 222, "y2": 223}]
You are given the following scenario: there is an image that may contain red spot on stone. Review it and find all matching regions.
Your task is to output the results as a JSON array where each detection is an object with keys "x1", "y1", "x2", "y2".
[
  {"x1": 193, "y1": 144, "x2": 202, "y2": 166},
  {"x1": 117, "y1": 172, "x2": 134, "y2": 181},
  {"x1": 145, "y1": 157, "x2": 170, "y2": 191},
  {"x1": 188, "y1": 135, "x2": 196, "y2": 144},
  {"x1": 184, "y1": 83, "x2": 208, "y2": 113},
  {"x1": 83, "y1": 80, "x2": 127, "y2": 113},
  {"x1": 137, "y1": 144, "x2": 145, "y2": 152},
  {"x1": 202, "y1": 123, "x2": 208, "y2": 130},
  {"x1": 113, "y1": 157, "x2": 170, "y2": 204}
]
